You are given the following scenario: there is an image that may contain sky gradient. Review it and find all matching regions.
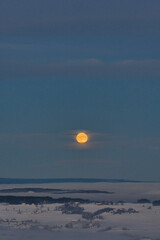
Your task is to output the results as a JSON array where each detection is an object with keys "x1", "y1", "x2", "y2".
[{"x1": 1, "y1": 0, "x2": 160, "y2": 180}]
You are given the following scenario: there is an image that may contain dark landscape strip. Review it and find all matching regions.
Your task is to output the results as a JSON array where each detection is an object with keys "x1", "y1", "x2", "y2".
[
  {"x1": 0, "y1": 188, "x2": 113, "y2": 194},
  {"x1": 0, "y1": 178, "x2": 142, "y2": 184},
  {"x1": 0, "y1": 196, "x2": 92, "y2": 205},
  {"x1": 0, "y1": 195, "x2": 159, "y2": 206}
]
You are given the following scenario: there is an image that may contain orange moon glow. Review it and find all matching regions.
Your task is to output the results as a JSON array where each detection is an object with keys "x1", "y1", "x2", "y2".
[{"x1": 76, "y1": 132, "x2": 88, "y2": 144}]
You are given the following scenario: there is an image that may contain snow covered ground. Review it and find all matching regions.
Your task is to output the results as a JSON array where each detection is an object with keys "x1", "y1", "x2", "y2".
[{"x1": 0, "y1": 182, "x2": 160, "y2": 240}]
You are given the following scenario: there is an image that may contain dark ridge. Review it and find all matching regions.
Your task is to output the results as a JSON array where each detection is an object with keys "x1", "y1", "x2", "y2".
[
  {"x1": 0, "y1": 196, "x2": 91, "y2": 205},
  {"x1": 137, "y1": 199, "x2": 151, "y2": 204},
  {"x1": 0, "y1": 178, "x2": 142, "y2": 184},
  {"x1": 0, "y1": 188, "x2": 63, "y2": 193},
  {"x1": 152, "y1": 200, "x2": 160, "y2": 206},
  {"x1": 0, "y1": 188, "x2": 113, "y2": 194},
  {"x1": 82, "y1": 208, "x2": 114, "y2": 220}
]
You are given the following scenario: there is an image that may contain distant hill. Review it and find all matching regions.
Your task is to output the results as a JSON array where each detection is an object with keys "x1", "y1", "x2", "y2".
[{"x1": 0, "y1": 178, "x2": 142, "y2": 184}]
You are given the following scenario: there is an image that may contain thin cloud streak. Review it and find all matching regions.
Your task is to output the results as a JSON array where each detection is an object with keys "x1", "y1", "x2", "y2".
[
  {"x1": 1, "y1": 0, "x2": 160, "y2": 37},
  {"x1": 1, "y1": 59, "x2": 160, "y2": 80},
  {"x1": 1, "y1": 133, "x2": 160, "y2": 151}
]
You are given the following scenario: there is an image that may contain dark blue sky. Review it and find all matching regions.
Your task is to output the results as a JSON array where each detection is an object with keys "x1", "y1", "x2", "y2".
[{"x1": 1, "y1": 0, "x2": 160, "y2": 180}]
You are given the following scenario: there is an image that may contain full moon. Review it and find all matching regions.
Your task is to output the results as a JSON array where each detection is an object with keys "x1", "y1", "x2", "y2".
[{"x1": 76, "y1": 132, "x2": 88, "y2": 144}]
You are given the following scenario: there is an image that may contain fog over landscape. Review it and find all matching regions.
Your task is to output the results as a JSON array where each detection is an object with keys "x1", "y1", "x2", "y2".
[
  {"x1": 0, "y1": 180, "x2": 160, "y2": 240},
  {"x1": 1, "y1": 0, "x2": 160, "y2": 239}
]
